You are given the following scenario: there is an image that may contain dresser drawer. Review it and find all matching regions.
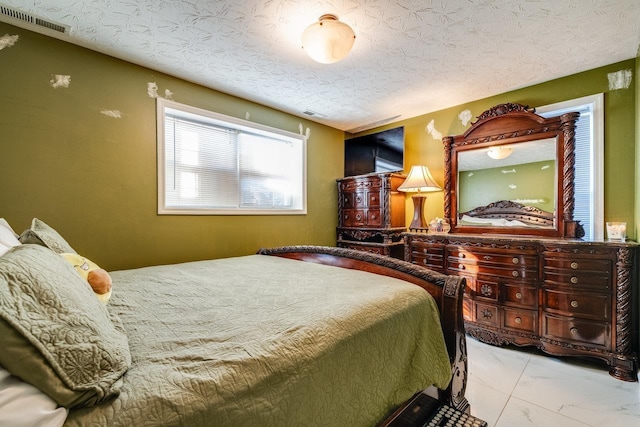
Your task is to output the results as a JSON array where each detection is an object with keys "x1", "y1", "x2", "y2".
[
  {"x1": 542, "y1": 288, "x2": 610, "y2": 320},
  {"x1": 543, "y1": 257, "x2": 611, "y2": 272},
  {"x1": 474, "y1": 277, "x2": 498, "y2": 301},
  {"x1": 341, "y1": 209, "x2": 366, "y2": 226},
  {"x1": 502, "y1": 308, "x2": 537, "y2": 334},
  {"x1": 410, "y1": 253, "x2": 445, "y2": 272},
  {"x1": 339, "y1": 177, "x2": 382, "y2": 192},
  {"x1": 543, "y1": 256, "x2": 611, "y2": 290},
  {"x1": 448, "y1": 260, "x2": 536, "y2": 283},
  {"x1": 543, "y1": 268, "x2": 610, "y2": 290},
  {"x1": 501, "y1": 283, "x2": 537, "y2": 308},
  {"x1": 474, "y1": 302, "x2": 499, "y2": 327},
  {"x1": 542, "y1": 314, "x2": 610, "y2": 348},
  {"x1": 449, "y1": 247, "x2": 537, "y2": 269},
  {"x1": 366, "y1": 209, "x2": 382, "y2": 227}
]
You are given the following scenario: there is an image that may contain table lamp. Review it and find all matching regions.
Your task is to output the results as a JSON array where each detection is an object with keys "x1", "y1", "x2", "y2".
[{"x1": 397, "y1": 165, "x2": 442, "y2": 229}]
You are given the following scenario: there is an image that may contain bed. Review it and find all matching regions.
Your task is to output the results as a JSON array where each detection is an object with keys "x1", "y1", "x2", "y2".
[
  {"x1": 459, "y1": 199, "x2": 555, "y2": 227},
  {"x1": 0, "y1": 220, "x2": 468, "y2": 427}
]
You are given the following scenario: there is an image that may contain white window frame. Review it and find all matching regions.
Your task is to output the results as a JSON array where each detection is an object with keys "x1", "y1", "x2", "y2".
[
  {"x1": 157, "y1": 98, "x2": 307, "y2": 215},
  {"x1": 537, "y1": 94, "x2": 604, "y2": 240}
]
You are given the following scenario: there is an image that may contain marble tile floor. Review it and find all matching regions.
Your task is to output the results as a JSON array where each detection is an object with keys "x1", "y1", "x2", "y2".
[{"x1": 465, "y1": 337, "x2": 640, "y2": 426}]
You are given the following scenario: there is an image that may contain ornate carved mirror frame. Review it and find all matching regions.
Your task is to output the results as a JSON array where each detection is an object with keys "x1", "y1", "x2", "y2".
[{"x1": 443, "y1": 103, "x2": 582, "y2": 238}]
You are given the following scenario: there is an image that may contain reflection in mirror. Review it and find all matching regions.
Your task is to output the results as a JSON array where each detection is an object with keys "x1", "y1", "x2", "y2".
[{"x1": 457, "y1": 138, "x2": 557, "y2": 228}]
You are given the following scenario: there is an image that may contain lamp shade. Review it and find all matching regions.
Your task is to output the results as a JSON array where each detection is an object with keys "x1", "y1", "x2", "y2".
[
  {"x1": 301, "y1": 14, "x2": 356, "y2": 64},
  {"x1": 398, "y1": 165, "x2": 442, "y2": 193}
]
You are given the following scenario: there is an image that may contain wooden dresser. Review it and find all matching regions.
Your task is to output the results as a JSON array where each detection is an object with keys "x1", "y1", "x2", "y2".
[
  {"x1": 404, "y1": 232, "x2": 639, "y2": 381},
  {"x1": 336, "y1": 172, "x2": 406, "y2": 259}
]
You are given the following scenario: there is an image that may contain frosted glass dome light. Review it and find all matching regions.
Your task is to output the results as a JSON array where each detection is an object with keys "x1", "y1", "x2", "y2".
[{"x1": 301, "y1": 14, "x2": 356, "y2": 64}]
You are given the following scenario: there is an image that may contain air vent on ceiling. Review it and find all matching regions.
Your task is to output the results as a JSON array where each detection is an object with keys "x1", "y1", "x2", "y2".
[
  {"x1": 302, "y1": 109, "x2": 327, "y2": 118},
  {"x1": 0, "y1": 4, "x2": 70, "y2": 34}
]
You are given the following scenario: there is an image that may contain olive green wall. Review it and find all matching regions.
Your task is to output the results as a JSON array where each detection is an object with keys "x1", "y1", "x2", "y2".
[
  {"x1": 0, "y1": 23, "x2": 344, "y2": 270},
  {"x1": 359, "y1": 59, "x2": 637, "y2": 239}
]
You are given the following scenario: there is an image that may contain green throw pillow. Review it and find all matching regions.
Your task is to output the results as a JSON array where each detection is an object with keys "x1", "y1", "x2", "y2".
[
  {"x1": 0, "y1": 244, "x2": 130, "y2": 407},
  {"x1": 19, "y1": 218, "x2": 76, "y2": 254}
]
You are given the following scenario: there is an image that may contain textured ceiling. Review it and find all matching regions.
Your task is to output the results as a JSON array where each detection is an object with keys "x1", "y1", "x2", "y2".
[{"x1": 2, "y1": 0, "x2": 640, "y2": 132}]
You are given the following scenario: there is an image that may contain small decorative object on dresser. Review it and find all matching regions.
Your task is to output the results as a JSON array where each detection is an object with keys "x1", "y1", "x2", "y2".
[{"x1": 336, "y1": 172, "x2": 406, "y2": 259}]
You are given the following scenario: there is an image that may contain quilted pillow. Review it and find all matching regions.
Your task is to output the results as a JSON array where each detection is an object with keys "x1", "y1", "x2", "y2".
[
  {"x1": 18, "y1": 218, "x2": 76, "y2": 254},
  {"x1": 0, "y1": 367, "x2": 68, "y2": 427},
  {"x1": 0, "y1": 218, "x2": 21, "y2": 257},
  {"x1": 0, "y1": 245, "x2": 130, "y2": 408}
]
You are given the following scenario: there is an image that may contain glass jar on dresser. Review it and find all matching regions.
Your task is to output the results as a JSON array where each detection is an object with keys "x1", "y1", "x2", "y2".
[
  {"x1": 336, "y1": 172, "x2": 406, "y2": 259},
  {"x1": 404, "y1": 232, "x2": 639, "y2": 382}
]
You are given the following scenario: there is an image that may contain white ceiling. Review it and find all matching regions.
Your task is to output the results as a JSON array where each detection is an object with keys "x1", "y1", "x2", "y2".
[{"x1": 2, "y1": 0, "x2": 639, "y2": 133}]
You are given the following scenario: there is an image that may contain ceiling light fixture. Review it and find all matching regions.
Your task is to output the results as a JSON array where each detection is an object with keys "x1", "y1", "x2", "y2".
[
  {"x1": 487, "y1": 146, "x2": 513, "y2": 160},
  {"x1": 301, "y1": 14, "x2": 355, "y2": 64}
]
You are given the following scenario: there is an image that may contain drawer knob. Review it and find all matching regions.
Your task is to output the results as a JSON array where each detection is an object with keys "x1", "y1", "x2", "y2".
[
  {"x1": 480, "y1": 284, "x2": 492, "y2": 296},
  {"x1": 571, "y1": 300, "x2": 579, "y2": 308},
  {"x1": 570, "y1": 276, "x2": 578, "y2": 284},
  {"x1": 460, "y1": 253, "x2": 466, "y2": 259},
  {"x1": 512, "y1": 257, "x2": 519, "y2": 264},
  {"x1": 481, "y1": 309, "x2": 493, "y2": 319},
  {"x1": 570, "y1": 327, "x2": 579, "y2": 335},
  {"x1": 483, "y1": 255, "x2": 492, "y2": 261},
  {"x1": 423, "y1": 248, "x2": 428, "y2": 254},
  {"x1": 356, "y1": 196, "x2": 363, "y2": 203},
  {"x1": 355, "y1": 214, "x2": 362, "y2": 220},
  {"x1": 515, "y1": 317, "x2": 522, "y2": 324},
  {"x1": 371, "y1": 214, "x2": 377, "y2": 219},
  {"x1": 512, "y1": 271, "x2": 519, "y2": 277},
  {"x1": 515, "y1": 292, "x2": 522, "y2": 299},
  {"x1": 459, "y1": 264, "x2": 465, "y2": 270},
  {"x1": 371, "y1": 196, "x2": 376, "y2": 201},
  {"x1": 571, "y1": 262, "x2": 579, "y2": 269}
]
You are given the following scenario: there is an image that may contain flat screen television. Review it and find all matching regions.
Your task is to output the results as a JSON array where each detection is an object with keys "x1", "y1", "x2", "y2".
[{"x1": 344, "y1": 127, "x2": 404, "y2": 177}]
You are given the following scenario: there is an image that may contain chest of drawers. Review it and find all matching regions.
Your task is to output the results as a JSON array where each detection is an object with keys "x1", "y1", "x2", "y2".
[
  {"x1": 336, "y1": 173, "x2": 405, "y2": 259},
  {"x1": 404, "y1": 232, "x2": 639, "y2": 381}
]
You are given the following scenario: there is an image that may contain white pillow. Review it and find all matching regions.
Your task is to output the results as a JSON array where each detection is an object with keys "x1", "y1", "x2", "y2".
[
  {"x1": 0, "y1": 368, "x2": 68, "y2": 427},
  {"x1": 0, "y1": 219, "x2": 21, "y2": 256}
]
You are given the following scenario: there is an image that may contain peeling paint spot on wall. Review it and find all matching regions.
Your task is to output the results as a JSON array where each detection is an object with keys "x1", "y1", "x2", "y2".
[
  {"x1": 502, "y1": 169, "x2": 516, "y2": 174},
  {"x1": 0, "y1": 34, "x2": 19, "y2": 51},
  {"x1": 246, "y1": 112, "x2": 251, "y2": 120},
  {"x1": 147, "y1": 82, "x2": 158, "y2": 98},
  {"x1": 101, "y1": 110, "x2": 122, "y2": 119},
  {"x1": 164, "y1": 89, "x2": 174, "y2": 100},
  {"x1": 607, "y1": 69, "x2": 632, "y2": 90},
  {"x1": 49, "y1": 74, "x2": 71, "y2": 88},
  {"x1": 458, "y1": 109, "x2": 472, "y2": 126},
  {"x1": 508, "y1": 184, "x2": 517, "y2": 189},
  {"x1": 426, "y1": 119, "x2": 443, "y2": 140}
]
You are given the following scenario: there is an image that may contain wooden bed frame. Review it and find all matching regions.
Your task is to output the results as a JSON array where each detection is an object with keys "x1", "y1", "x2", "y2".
[
  {"x1": 460, "y1": 199, "x2": 555, "y2": 227},
  {"x1": 258, "y1": 245, "x2": 470, "y2": 413}
]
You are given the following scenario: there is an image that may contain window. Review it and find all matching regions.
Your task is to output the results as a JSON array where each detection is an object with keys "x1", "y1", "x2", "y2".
[
  {"x1": 537, "y1": 94, "x2": 604, "y2": 240},
  {"x1": 157, "y1": 99, "x2": 307, "y2": 215}
]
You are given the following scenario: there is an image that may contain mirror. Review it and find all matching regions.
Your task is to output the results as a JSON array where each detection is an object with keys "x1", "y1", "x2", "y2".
[{"x1": 443, "y1": 103, "x2": 582, "y2": 238}]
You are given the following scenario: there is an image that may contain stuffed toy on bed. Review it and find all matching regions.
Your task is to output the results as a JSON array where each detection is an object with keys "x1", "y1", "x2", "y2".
[{"x1": 60, "y1": 253, "x2": 112, "y2": 304}]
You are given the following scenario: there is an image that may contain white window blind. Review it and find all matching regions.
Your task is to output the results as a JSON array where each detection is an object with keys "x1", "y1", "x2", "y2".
[
  {"x1": 538, "y1": 94, "x2": 604, "y2": 240},
  {"x1": 158, "y1": 99, "x2": 306, "y2": 215}
]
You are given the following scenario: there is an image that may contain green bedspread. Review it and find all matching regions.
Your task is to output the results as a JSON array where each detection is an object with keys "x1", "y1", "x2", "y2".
[{"x1": 64, "y1": 254, "x2": 451, "y2": 426}]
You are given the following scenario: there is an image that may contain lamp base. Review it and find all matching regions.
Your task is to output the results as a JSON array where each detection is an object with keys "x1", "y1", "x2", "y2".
[{"x1": 409, "y1": 194, "x2": 428, "y2": 229}]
